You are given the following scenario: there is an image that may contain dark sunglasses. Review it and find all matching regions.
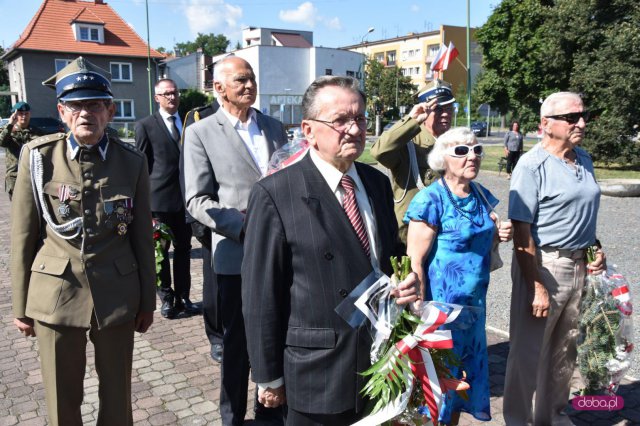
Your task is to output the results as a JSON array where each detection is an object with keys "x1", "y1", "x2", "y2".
[
  {"x1": 545, "y1": 111, "x2": 590, "y2": 124},
  {"x1": 446, "y1": 144, "x2": 484, "y2": 157}
]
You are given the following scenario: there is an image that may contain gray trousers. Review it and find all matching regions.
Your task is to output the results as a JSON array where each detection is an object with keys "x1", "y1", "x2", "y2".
[{"x1": 503, "y1": 247, "x2": 586, "y2": 426}]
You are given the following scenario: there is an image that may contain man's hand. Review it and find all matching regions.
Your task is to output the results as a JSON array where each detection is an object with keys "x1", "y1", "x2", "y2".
[
  {"x1": 8, "y1": 111, "x2": 18, "y2": 126},
  {"x1": 497, "y1": 220, "x2": 513, "y2": 242},
  {"x1": 258, "y1": 385, "x2": 286, "y2": 408},
  {"x1": 135, "y1": 311, "x2": 154, "y2": 333},
  {"x1": 391, "y1": 271, "x2": 420, "y2": 306},
  {"x1": 409, "y1": 99, "x2": 438, "y2": 125},
  {"x1": 14, "y1": 317, "x2": 36, "y2": 337},
  {"x1": 587, "y1": 249, "x2": 607, "y2": 275},
  {"x1": 531, "y1": 282, "x2": 550, "y2": 318}
]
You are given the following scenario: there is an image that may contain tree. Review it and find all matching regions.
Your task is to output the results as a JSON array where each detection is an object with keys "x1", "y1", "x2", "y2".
[
  {"x1": 177, "y1": 88, "x2": 210, "y2": 118},
  {"x1": 174, "y1": 33, "x2": 229, "y2": 57},
  {"x1": 364, "y1": 58, "x2": 415, "y2": 120},
  {"x1": 1, "y1": 46, "x2": 11, "y2": 117},
  {"x1": 474, "y1": 0, "x2": 640, "y2": 164}
]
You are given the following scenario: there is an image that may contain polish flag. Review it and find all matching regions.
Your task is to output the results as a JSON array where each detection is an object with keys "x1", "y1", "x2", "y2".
[
  {"x1": 430, "y1": 44, "x2": 448, "y2": 72},
  {"x1": 442, "y1": 41, "x2": 460, "y2": 70}
]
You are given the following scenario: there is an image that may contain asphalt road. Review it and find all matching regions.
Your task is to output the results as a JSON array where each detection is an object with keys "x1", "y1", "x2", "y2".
[{"x1": 475, "y1": 171, "x2": 640, "y2": 381}]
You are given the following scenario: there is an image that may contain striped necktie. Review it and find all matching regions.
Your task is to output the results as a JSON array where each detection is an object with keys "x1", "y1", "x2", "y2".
[{"x1": 340, "y1": 175, "x2": 370, "y2": 258}]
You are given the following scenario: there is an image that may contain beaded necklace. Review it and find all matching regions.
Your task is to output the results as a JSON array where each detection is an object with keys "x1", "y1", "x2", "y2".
[{"x1": 440, "y1": 177, "x2": 485, "y2": 227}]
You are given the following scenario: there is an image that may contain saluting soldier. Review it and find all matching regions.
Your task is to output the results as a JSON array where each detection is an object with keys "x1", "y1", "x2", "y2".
[
  {"x1": 0, "y1": 101, "x2": 41, "y2": 200},
  {"x1": 10, "y1": 57, "x2": 156, "y2": 426}
]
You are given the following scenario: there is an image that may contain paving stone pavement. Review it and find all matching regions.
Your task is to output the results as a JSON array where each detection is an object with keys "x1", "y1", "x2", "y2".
[{"x1": 1, "y1": 150, "x2": 638, "y2": 425}]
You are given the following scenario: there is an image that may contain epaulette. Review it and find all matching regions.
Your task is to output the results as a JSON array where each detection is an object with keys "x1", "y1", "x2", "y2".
[
  {"x1": 26, "y1": 132, "x2": 66, "y2": 149},
  {"x1": 110, "y1": 137, "x2": 144, "y2": 158}
]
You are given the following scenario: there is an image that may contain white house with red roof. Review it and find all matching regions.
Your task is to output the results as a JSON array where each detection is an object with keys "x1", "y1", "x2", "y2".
[{"x1": 1, "y1": 0, "x2": 164, "y2": 125}]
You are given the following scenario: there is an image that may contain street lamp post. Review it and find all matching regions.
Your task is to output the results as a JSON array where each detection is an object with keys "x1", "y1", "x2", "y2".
[{"x1": 359, "y1": 27, "x2": 375, "y2": 90}]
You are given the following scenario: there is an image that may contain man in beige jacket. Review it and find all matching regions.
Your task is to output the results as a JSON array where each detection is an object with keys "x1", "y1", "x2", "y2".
[{"x1": 11, "y1": 57, "x2": 155, "y2": 426}]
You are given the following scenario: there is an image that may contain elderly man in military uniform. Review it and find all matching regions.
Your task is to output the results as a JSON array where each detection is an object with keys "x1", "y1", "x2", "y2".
[
  {"x1": 0, "y1": 101, "x2": 41, "y2": 200},
  {"x1": 370, "y1": 79, "x2": 455, "y2": 244},
  {"x1": 10, "y1": 57, "x2": 156, "y2": 426}
]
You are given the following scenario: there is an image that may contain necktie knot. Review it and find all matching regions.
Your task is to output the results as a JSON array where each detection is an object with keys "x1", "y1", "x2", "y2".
[
  {"x1": 340, "y1": 174, "x2": 355, "y2": 192},
  {"x1": 168, "y1": 115, "x2": 180, "y2": 142}
]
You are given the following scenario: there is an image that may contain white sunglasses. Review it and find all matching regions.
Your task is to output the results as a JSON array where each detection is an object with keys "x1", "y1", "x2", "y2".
[{"x1": 446, "y1": 144, "x2": 484, "y2": 158}]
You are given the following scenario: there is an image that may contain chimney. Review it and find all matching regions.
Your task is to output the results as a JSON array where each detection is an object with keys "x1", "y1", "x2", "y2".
[{"x1": 95, "y1": 0, "x2": 104, "y2": 4}]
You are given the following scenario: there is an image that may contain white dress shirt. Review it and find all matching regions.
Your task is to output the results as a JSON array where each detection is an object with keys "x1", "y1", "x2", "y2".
[
  {"x1": 219, "y1": 106, "x2": 269, "y2": 176},
  {"x1": 158, "y1": 108, "x2": 182, "y2": 138}
]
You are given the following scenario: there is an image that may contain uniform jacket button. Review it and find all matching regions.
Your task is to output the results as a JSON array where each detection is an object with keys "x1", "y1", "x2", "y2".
[
  {"x1": 339, "y1": 288, "x2": 349, "y2": 298},
  {"x1": 83, "y1": 172, "x2": 91, "y2": 179},
  {"x1": 324, "y1": 251, "x2": 334, "y2": 260},
  {"x1": 39, "y1": 264, "x2": 45, "y2": 270},
  {"x1": 83, "y1": 190, "x2": 91, "y2": 196}
]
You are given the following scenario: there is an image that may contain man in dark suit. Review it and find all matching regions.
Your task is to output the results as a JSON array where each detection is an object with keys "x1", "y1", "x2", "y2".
[
  {"x1": 183, "y1": 56, "x2": 287, "y2": 425},
  {"x1": 182, "y1": 99, "x2": 223, "y2": 362},
  {"x1": 242, "y1": 76, "x2": 419, "y2": 425},
  {"x1": 135, "y1": 79, "x2": 195, "y2": 319}
]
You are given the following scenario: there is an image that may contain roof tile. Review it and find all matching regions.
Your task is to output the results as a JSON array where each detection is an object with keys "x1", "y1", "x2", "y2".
[{"x1": 10, "y1": 0, "x2": 164, "y2": 59}]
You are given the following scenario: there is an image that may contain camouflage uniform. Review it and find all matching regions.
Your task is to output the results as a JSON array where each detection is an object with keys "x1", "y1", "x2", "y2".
[{"x1": 0, "y1": 123, "x2": 40, "y2": 197}]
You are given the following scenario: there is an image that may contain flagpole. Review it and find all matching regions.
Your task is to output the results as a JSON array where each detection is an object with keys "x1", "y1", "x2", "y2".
[
  {"x1": 455, "y1": 56, "x2": 467, "y2": 71},
  {"x1": 466, "y1": 0, "x2": 471, "y2": 127}
]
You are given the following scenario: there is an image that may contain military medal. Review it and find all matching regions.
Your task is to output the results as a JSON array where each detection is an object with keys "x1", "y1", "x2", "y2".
[
  {"x1": 117, "y1": 222, "x2": 128, "y2": 236},
  {"x1": 57, "y1": 184, "x2": 72, "y2": 218}
]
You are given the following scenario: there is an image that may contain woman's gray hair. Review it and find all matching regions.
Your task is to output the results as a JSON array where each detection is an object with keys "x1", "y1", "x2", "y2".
[{"x1": 428, "y1": 127, "x2": 478, "y2": 173}]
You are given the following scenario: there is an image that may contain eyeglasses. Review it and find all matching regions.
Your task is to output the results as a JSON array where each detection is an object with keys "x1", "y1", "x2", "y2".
[
  {"x1": 308, "y1": 116, "x2": 369, "y2": 132},
  {"x1": 62, "y1": 100, "x2": 109, "y2": 114},
  {"x1": 446, "y1": 144, "x2": 484, "y2": 158},
  {"x1": 157, "y1": 92, "x2": 180, "y2": 99},
  {"x1": 434, "y1": 105, "x2": 454, "y2": 114},
  {"x1": 545, "y1": 111, "x2": 590, "y2": 124}
]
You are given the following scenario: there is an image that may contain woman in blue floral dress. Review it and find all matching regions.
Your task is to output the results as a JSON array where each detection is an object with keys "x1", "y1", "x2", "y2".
[{"x1": 404, "y1": 127, "x2": 512, "y2": 425}]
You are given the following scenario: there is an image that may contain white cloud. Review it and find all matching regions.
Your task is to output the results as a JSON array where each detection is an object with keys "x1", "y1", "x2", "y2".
[
  {"x1": 279, "y1": 2, "x2": 341, "y2": 31},
  {"x1": 184, "y1": 0, "x2": 243, "y2": 39},
  {"x1": 410, "y1": 4, "x2": 420, "y2": 12},
  {"x1": 323, "y1": 17, "x2": 342, "y2": 30},
  {"x1": 279, "y1": 2, "x2": 318, "y2": 28}
]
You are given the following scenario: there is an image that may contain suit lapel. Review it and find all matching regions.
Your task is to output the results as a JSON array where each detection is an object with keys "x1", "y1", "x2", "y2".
[
  {"x1": 154, "y1": 112, "x2": 181, "y2": 152},
  {"x1": 213, "y1": 109, "x2": 262, "y2": 176},
  {"x1": 256, "y1": 111, "x2": 279, "y2": 158},
  {"x1": 300, "y1": 155, "x2": 371, "y2": 269}
]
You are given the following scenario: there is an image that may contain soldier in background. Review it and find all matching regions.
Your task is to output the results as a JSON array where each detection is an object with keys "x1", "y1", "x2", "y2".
[
  {"x1": 10, "y1": 57, "x2": 155, "y2": 425},
  {"x1": 370, "y1": 79, "x2": 455, "y2": 244},
  {"x1": 0, "y1": 101, "x2": 41, "y2": 199}
]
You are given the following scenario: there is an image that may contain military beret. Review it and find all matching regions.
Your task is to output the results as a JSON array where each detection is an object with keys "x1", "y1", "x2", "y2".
[
  {"x1": 11, "y1": 101, "x2": 31, "y2": 112},
  {"x1": 42, "y1": 56, "x2": 113, "y2": 101},
  {"x1": 416, "y1": 79, "x2": 455, "y2": 106}
]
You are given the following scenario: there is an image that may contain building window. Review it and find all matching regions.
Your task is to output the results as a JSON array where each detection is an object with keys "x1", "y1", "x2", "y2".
[
  {"x1": 375, "y1": 52, "x2": 384, "y2": 63},
  {"x1": 428, "y1": 44, "x2": 440, "y2": 58},
  {"x1": 110, "y1": 63, "x2": 132, "y2": 82},
  {"x1": 414, "y1": 66, "x2": 421, "y2": 75},
  {"x1": 325, "y1": 69, "x2": 333, "y2": 75},
  {"x1": 55, "y1": 59, "x2": 72, "y2": 73},
  {"x1": 73, "y1": 23, "x2": 104, "y2": 43},
  {"x1": 386, "y1": 51, "x2": 396, "y2": 66},
  {"x1": 346, "y1": 70, "x2": 355, "y2": 77},
  {"x1": 114, "y1": 99, "x2": 135, "y2": 120}
]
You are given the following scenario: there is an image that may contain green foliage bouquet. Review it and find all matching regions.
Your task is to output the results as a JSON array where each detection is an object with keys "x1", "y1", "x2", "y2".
[
  {"x1": 152, "y1": 219, "x2": 174, "y2": 288},
  {"x1": 353, "y1": 257, "x2": 474, "y2": 426},
  {"x1": 577, "y1": 251, "x2": 634, "y2": 395}
]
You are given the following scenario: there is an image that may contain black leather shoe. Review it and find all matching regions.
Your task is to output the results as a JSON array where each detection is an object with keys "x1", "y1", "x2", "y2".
[
  {"x1": 210, "y1": 343, "x2": 223, "y2": 363},
  {"x1": 177, "y1": 297, "x2": 201, "y2": 315},
  {"x1": 160, "y1": 299, "x2": 177, "y2": 319}
]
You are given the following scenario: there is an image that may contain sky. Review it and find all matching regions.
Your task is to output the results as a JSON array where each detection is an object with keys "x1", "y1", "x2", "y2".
[{"x1": 0, "y1": 0, "x2": 500, "y2": 52}]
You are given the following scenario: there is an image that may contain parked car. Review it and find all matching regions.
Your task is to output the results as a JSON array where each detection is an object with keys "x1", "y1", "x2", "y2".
[
  {"x1": 30, "y1": 117, "x2": 65, "y2": 135},
  {"x1": 470, "y1": 121, "x2": 489, "y2": 137}
]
